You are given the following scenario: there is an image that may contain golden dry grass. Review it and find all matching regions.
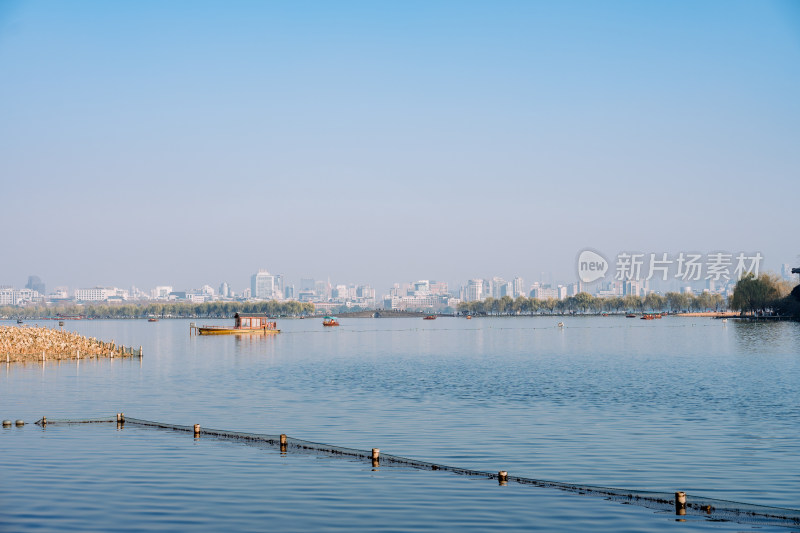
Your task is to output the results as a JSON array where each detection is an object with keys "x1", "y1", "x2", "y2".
[{"x1": 0, "y1": 325, "x2": 138, "y2": 362}]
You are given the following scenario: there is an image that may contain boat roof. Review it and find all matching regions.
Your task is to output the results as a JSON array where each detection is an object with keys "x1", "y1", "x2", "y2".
[
  {"x1": 323, "y1": 316, "x2": 337, "y2": 319},
  {"x1": 234, "y1": 313, "x2": 270, "y2": 318}
]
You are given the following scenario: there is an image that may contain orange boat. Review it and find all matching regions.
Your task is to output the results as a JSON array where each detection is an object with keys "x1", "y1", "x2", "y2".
[
  {"x1": 323, "y1": 316, "x2": 340, "y2": 327},
  {"x1": 423, "y1": 315, "x2": 436, "y2": 320}
]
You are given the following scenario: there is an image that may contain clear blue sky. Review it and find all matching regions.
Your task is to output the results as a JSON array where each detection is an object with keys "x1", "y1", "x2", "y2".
[{"x1": 1, "y1": 1, "x2": 798, "y2": 293}]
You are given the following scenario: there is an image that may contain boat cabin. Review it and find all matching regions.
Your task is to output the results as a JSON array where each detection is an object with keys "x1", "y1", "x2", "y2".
[{"x1": 234, "y1": 313, "x2": 277, "y2": 330}]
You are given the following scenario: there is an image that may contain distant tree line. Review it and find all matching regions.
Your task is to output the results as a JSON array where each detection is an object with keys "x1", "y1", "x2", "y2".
[
  {"x1": 0, "y1": 300, "x2": 316, "y2": 319},
  {"x1": 456, "y1": 292, "x2": 727, "y2": 316}
]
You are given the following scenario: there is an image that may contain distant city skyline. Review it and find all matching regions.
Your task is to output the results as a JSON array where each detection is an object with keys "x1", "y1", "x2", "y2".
[
  {"x1": 2, "y1": 248, "x2": 796, "y2": 300},
  {"x1": 3, "y1": 251, "x2": 798, "y2": 307},
  {"x1": 1, "y1": 2, "x2": 797, "y2": 294}
]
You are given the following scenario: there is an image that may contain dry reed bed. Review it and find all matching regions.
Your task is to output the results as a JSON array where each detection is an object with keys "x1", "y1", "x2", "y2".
[{"x1": 0, "y1": 325, "x2": 138, "y2": 363}]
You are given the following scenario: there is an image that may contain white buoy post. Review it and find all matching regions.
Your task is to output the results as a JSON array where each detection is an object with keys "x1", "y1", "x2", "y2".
[{"x1": 675, "y1": 491, "x2": 687, "y2": 515}]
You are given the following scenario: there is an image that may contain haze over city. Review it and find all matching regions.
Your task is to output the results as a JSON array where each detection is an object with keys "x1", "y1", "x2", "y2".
[{"x1": 1, "y1": 1, "x2": 798, "y2": 292}]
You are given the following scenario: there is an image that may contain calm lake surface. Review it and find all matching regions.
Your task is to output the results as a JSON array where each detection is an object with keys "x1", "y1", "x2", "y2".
[{"x1": 2, "y1": 316, "x2": 799, "y2": 532}]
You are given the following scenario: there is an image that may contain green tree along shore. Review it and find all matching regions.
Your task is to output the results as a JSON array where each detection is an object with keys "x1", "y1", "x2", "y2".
[
  {"x1": 456, "y1": 292, "x2": 726, "y2": 316},
  {"x1": 0, "y1": 301, "x2": 316, "y2": 320},
  {"x1": 728, "y1": 273, "x2": 799, "y2": 318}
]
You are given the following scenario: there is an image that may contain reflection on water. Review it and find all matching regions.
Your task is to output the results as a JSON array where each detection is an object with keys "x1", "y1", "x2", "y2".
[{"x1": 732, "y1": 319, "x2": 796, "y2": 353}]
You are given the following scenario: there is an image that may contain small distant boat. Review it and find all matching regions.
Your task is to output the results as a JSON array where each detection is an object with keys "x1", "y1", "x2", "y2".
[
  {"x1": 323, "y1": 316, "x2": 340, "y2": 327},
  {"x1": 722, "y1": 318, "x2": 728, "y2": 323},
  {"x1": 148, "y1": 318, "x2": 158, "y2": 322},
  {"x1": 466, "y1": 315, "x2": 472, "y2": 320},
  {"x1": 197, "y1": 313, "x2": 279, "y2": 335},
  {"x1": 557, "y1": 322, "x2": 564, "y2": 328},
  {"x1": 16, "y1": 318, "x2": 23, "y2": 324},
  {"x1": 423, "y1": 315, "x2": 436, "y2": 320},
  {"x1": 640, "y1": 313, "x2": 662, "y2": 320},
  {"x1": 626, "y1": 314, "x2": 636, "y2": 318}
]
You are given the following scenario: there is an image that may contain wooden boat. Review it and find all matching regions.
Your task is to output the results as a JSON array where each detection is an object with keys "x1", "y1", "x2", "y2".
[
  {"x1": 626, "y1": 314, "x2": 636, "y2": 318},
  {"x1": 323, "y1": 316, "x2": 339, "y2": 327},
  {"x1": 466, "y1": 315, "x2": 472, "y2": 320},
  {"x1": 423, "y1": 315, "x2": 436, "y2": 320},
  {"x1": 148, "y1": 318, "x2": 158, "y2": 322},
  {"x1": 640, "y1": 313, "x2": 662, "y2": 320},
  {"x1": 197, "y1": 313, "x2": 280, "y2": 335}
]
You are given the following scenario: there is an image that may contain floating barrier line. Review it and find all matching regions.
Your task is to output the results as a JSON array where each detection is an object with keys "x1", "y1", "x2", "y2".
[{"x1": 32, "y1": 415, "x2": 800, "y2": 527}]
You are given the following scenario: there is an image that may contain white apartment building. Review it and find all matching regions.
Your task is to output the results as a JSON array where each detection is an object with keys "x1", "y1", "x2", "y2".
[
  {"x1": 0, "y1": 288, "x2": 43, "y2": 305},
  {"x1": 512, "y1": 277, "x2": 525, "y2": 298},
  {"x1": 531, "y1": 286, "x2": 560, "y2": 300},
  {"x1": 464, "y1": 279, "x2": 483, "y2": 301},
  {"x1": 75, "y1": 287, "x2": 129, "y2": 302},
  {"x1": 251, "y1": 270, "x2": 277, "y2": 300}
]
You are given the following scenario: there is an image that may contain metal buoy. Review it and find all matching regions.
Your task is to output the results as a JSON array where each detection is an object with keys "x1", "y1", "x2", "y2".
[
  {"x1": 2, "y1": 420, "x2": 11, "y2": 427},
  {"x1": 15, "y1": 419, "x2": 25, "y2": 427}
]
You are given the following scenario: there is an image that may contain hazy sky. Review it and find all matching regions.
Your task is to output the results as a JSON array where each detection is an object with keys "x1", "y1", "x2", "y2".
[{"x1": 1, "y1": 1, "x2": 798, "y2": 294}]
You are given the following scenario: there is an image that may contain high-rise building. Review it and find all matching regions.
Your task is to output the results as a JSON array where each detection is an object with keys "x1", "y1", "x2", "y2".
[
  {"x1": 429, "y1": 281, "x2": 448, "y2": 295},
  {"x1": 332, "y1": 284, "x2": 348, "y2": 300},
  {"x1": 251, "y1": 270, "x2": 276, "y2": 300},
  {"x1": 356, "y1": 285, "x2": 375, "y2": 300},
  {"x1": 567, "y1": 282, "x2": 581, "y2": 297},
  {"x1": 465, "y1": 279, "x2": 483, "y2": 301},
  {"x1": 490, "y1": 277, "x2": 506, "y2": 299},
  {"x1": 219, "y1": 282, "x2": 230, "y2": 298},
  {"x1": 26, "y1": 275, "x2": 45, "y2": 296},
  {"x1": 284, "y1": 285, "x2": 295, "y2": 299},
  {"x1": 413, "y1": 280, "x2": 431, "y2": 295},
  {"x1": 623, "y1": 280, "x2": 643, "y2": 297},
  {"x1": 512, "y1": 277, "x2": 524, "y2": 298},
  {"x1": 315, "y1": 280, "x2": 329, "y2": 300}
]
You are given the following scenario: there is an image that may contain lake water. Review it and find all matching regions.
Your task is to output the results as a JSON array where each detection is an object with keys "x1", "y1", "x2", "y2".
[{"x1": 2, "y1": 316, "x2": 799, "y2": 532}]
